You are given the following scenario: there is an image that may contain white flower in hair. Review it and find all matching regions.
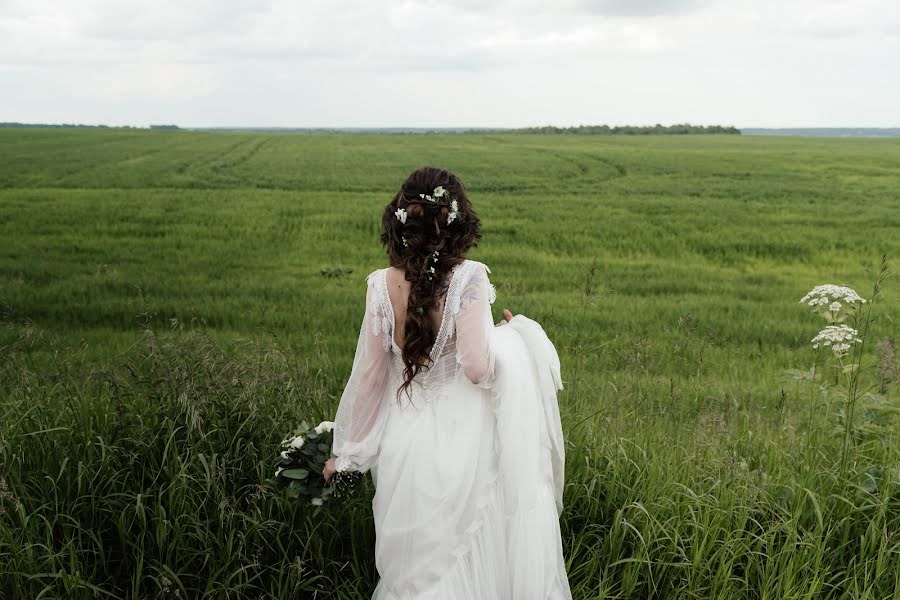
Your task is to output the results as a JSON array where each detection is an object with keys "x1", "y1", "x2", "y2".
[
  {"x1": 394, "y1": 207, "x2": 407, "y2": 224},
  {"x1": 433, "y1": 186, "x2": 447, "y2": 198},
  {"x1": 447, "y1": 199, "x2": 459, "y2": 225}
]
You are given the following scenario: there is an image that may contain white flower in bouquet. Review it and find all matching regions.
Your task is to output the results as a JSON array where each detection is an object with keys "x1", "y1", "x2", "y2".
[
  {"x1": 274, "y1": 420, "x2": 362, "y2": 505},
  {"x1": 811, "y1": 325, "x2": 862, "y2": 357},
  {"x1": 315, "y1": 421, "x2": 335, "y2": 434}
]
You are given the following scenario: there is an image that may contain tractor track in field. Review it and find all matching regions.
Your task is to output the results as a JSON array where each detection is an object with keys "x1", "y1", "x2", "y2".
[
  {"x1": 479, "y1": 135, "x2": 628, "y2": 184},
  {"x1": 540, "y1": 150, "x2": 628, "y2": 183},
  {"x1": 206, "y1": 137, "x2": 275, "y2": 180},
  {"x1": 180, "y1": 136, "x2": 259, "y2": 175}
]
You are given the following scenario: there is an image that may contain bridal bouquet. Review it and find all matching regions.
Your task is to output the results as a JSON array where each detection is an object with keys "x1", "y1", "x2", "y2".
[{"x1": 274, "y1": 420, "x2": 362, "y2": 506}]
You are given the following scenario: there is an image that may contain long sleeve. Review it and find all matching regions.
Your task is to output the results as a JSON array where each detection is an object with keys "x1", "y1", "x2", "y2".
[
  {"x1": 331, "y1": 271, "x2": 392, "y2": 474},
  {"x1": 454, "y1": 262, "x2": 498, "y2": 388}
]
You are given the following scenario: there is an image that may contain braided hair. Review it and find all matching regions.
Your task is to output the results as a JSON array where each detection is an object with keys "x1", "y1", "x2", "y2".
[{"x1": 380, "y1": 166, "x2": 483, "y2": 401}]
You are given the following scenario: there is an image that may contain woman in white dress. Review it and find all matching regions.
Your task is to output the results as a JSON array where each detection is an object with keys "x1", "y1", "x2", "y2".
[{"x1": 323, "y1": 166, "x2": 573, "y2": 599}]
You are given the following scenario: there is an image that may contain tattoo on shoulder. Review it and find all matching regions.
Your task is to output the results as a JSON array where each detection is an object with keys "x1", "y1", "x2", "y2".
[{"x1": 458, "y1": 287, "x2": 479, "y2": 311}]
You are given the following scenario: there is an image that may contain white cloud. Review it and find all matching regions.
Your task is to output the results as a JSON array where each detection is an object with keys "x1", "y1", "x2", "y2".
[{"x1": 0, "y1": 0, "x2": 897, "y2": 126}]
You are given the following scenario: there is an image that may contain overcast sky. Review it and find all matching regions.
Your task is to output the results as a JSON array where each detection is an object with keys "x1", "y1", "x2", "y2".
[{"x1": 1, "y1": 0, "x2": 898, "y2": 128}]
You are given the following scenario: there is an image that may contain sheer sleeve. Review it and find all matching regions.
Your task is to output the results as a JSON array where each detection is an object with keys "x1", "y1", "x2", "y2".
[
  {"x1": 331, "y1": 270, "x2": 392, "y2": 474},
  {"x1": 454, "y1": 262, "x2": 498, "y2": 388}
]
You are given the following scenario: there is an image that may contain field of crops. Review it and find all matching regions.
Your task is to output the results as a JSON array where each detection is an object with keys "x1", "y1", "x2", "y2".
[{"x1": 1, "y1": 128, "x2": 898, "y2": 598}]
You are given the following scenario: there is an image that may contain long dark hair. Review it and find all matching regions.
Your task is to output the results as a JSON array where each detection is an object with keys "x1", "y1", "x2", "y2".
[{"x1": 380, "y1": 166, "x2": 483, "y2": 400}]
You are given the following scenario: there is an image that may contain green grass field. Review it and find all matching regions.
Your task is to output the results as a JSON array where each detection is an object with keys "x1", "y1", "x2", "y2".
[{"x1": 1, "y1": 129, "x2": 898, "y2": 599}]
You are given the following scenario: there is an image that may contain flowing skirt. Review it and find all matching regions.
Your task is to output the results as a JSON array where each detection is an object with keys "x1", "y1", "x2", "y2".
[
  {"x1": 370, "y1": 373, "x2": 508, "y2": 600},
  {"x1": 369, "y1": 322, "x2": 573, "y2": 600}
]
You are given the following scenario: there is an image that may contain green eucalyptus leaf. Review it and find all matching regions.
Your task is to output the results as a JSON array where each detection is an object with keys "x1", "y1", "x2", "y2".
[{"x1": 280, "y1": 468, "x2": 309, "y2": 480}]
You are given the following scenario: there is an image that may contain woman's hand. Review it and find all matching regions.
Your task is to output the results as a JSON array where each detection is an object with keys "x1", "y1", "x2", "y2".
[
  {"x1": 495, "y1": 308, "x2": 514, "y2": 327},
  {"x1": 323, "y1": 458, "x2": 338, "y2": 484}
]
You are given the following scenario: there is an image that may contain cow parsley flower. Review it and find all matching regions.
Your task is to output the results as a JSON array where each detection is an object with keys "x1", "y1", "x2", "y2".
[
  {"x1": 811, "y1": 325, "x2": 862, "y2": 357},
  {"x1": 394, "y1": 207, "x2": 407, "y2": 224},
  {"x1": 800, "y1": 285, "x2": 866, "y2": 322}
]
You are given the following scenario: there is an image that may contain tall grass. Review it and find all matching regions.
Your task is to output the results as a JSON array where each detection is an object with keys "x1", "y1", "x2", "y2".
[{"x1": 2, "y1": 266, "x2": 897, "y2": 598}]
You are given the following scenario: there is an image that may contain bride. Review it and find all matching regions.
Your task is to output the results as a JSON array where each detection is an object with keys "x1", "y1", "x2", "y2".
[{"x1": 323, "y1": 166, "x2": 573, "y2": 599}]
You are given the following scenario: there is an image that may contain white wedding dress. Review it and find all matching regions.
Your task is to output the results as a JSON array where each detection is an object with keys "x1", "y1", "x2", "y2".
[{"x1": 332, "y1": 259, "x2": 572, "y2": 600}]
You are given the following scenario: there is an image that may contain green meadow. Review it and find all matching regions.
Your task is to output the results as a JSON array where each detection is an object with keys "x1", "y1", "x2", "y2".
[{"x1": 0, "y1": 129, "x2": 898, "y2": 598}]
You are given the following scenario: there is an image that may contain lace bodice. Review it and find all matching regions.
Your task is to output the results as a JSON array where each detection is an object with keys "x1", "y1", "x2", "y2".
[
  {"x1": 374, "y1": 260, "x2": 496, "y2": 384},
  {"x1": 332, "y1": 259, "x2": 497, "y2": 473}
]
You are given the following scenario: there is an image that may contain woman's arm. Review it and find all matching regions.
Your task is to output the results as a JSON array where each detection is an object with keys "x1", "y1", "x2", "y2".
[
  {"x1": 328, "y1": 273, "x2": 392, "y2": 479},
  {"x1": 455, "y1": 263, "x2": 510, "y2": 386}
]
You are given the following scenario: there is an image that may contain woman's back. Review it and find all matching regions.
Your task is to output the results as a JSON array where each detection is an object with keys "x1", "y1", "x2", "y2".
[
  {"x1": 384, "y1": 265, "x2": 444, "y2": 351},
  {"x1": 371, "y1": 259, "x2": 498, "y2": 394}
]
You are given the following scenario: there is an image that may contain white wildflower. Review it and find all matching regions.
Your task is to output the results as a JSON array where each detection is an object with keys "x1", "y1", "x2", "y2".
[
  {"x1": 394, "y1": 207, "x2": 407, "y2": 224},
  {"x1": 799, "y1": 284, "x2": 866, "y2": 321},
  {"x1": 811, "y1": 325, "x2": 862, "y2": 357},
  {"x1": 280, "y1": 450, "x2": 291, "y2": 460},
  {"x1": 290, "y1": 435, "x2": 305, "y2": 450},
  {"x1": 433, "y1": 186, "x2": 446, "y2": 198},
  {"x1": 310, "y1": 497, "x2": 324, "y2": 506},
  {"x1": 315, "y1": 421, "x2": 335, "y2": 434}
]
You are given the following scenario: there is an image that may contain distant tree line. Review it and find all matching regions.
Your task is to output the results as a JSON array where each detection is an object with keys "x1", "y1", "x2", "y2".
[
  {"x1": 483, "y1": 124, "x2": 740, "y2": 135},
  {"x1": 0, "y1": 122, "x2": 116, "y2": 129},
  {"x1": 0, "y1": 122, "x2": 180, "y2": 130}
]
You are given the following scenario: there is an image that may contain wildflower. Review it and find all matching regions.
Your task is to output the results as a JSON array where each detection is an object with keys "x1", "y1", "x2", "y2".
[
  {"x1": 811, "y1": 325, "x2": 862, "y2": 357},
  {"x1": 433, "y1": 186, "x2": 446, "y2": 198},
  {"x1": 394, "y1": 208, "x2": 407, "y2": 224},
  {"x1": 290, "y1": 436, "x2": 305, "y2": 450},
  {"x1": 800, "y1": 285, "x2": 866, "y2": 322},
  {"x1": 310, "y1": 497, "x2": 324, "y2": 506}
]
